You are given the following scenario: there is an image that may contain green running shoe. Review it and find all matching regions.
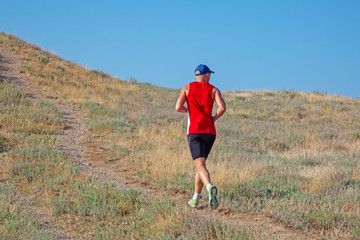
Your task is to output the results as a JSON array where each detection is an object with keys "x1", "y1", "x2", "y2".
[
  {"x1": 188, "y1": 198, "x2": 199, "y2": 208},
  {"x1": 208, "y1": 185, "x2": 219, "y2": 210}
]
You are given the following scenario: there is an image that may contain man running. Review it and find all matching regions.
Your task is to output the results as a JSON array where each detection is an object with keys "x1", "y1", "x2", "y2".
[{"x1": 175, "y1": 64, "x2": 226, "y2": 210}]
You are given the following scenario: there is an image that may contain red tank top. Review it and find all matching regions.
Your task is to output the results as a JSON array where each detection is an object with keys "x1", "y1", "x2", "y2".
[{"x1": 186, "y1": 82, "x2": 216, "y2": 135}]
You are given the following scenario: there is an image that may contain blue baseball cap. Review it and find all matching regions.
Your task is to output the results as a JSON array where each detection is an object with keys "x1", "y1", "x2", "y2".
[{"x1": 194, "y1": 64, "x2": 215, "y2": 76}]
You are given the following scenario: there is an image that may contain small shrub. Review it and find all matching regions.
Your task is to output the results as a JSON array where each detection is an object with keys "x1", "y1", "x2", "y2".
[
  {"x1": 37, "y1": 55, "x2": 50, "y2": 64},
  {"x1": 0, "y1": 84, "x2": 28, "y2": 106},
  {"x1": 46, "y1": 73, "x2": 54, "y2": 80},
  {"x1": 9, "y1": 162, "x2": 48, "y2": 182},
  {"x1": 57, "y1": 66, "x2": 65, "y2": 73},
  {"x1": 66, "y1": 79, "x2": 78, "y2": 87},
  {"x1": 298, "y1": 157, "x2": 318, "y2": 166},
  {"x1": 78, "y1": 102, "x2": 112, "y2": 117},
  {"x1": 21, "y1": 64, "x2": 30, "y2": 70},
  {"x1": 34, "y1": 70, "x2": 45, "y2": 78},
  {"x1": 90, "y1": 70, "x2": 100, "y2": 75}
]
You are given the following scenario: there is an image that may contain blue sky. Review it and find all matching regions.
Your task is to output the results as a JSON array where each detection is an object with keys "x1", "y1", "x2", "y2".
[{"x1": 1, "y1": 1, "x2": 359, "y2": 98}]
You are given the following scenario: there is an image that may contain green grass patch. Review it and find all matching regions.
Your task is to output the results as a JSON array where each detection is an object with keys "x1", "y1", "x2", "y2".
[{"x1": 0, "y1": 185, "x2": 52, "y2": 239}]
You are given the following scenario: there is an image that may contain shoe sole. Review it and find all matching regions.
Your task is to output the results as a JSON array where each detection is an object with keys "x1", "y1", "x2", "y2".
[
  {"x1": 209, "y1": 186, "x2": 219, "y2": 210},
  {"x1": 210, "y1": 186, "x2": 217, "y2": 198},
  {"x1": 209, "y1": 198, "x2": 219, "y2": 210}
]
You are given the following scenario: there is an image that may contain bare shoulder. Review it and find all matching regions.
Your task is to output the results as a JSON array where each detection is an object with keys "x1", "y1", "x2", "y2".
[
  {"x1": 183, "y1": 84, "x2": 190, "y2": 94},
  {"x1": 212, "y1": 86, "x2": 220, "y2": 97}
]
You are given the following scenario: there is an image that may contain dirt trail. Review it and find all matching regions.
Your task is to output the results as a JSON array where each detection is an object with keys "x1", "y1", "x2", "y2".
[
  {"x1": 0, "y1": 47, "x2": 81, "y2": 239},
  {"x1": 0, "y1": 46, "x2": 323, "y2": 240}
]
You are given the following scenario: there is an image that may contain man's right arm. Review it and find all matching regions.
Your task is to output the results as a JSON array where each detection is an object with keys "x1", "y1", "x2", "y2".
[{"x1": 175, "y1": 85, "x2": 188, "y2": 113}]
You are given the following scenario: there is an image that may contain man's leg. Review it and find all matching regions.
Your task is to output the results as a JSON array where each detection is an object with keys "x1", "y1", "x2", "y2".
[
  {"x1": 193, "y1": 157, "x2": 218, "y2": 210},
  {"x1": 194, "y1": 171, "x2": 204, "y2": 194},
  {"x1": 193, "y1": 157, "x2": 210, "y2": 187},
  {"x1": 188, "y1": 171, "x2": 204, "y2": 208},
  {"x1": 188, "y1": 157, "x2": 209, "y2": 208}
]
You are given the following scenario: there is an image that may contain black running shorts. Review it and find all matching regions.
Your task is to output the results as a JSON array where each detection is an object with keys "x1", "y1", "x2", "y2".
[{"x1": 187, "y1": 133, "x2": 216, "y2": 160}]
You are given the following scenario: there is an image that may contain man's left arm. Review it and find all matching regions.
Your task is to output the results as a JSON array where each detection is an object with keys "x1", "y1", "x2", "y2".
[{"x1": 213, "y1": 88, "x2": 226, "y2": 121}]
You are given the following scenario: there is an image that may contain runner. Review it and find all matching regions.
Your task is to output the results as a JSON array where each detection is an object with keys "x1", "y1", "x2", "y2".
[{"x1": 175, "y1": 64, "x2": 226, "y2": 209}]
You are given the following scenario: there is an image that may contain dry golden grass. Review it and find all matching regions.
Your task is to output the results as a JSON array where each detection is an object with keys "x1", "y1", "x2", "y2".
[
  {"x1": 137, "y1": 124, "x2": 191, "y2": 181},
  {"x1": 147, "y1": 204, "x2": 189, "y2": 236},
  {"x1": 210, "y1": 161, "x2": 269, "y2": 187},
  {"x1": 301, "y1": 165, "x2": 338, "y2": 193},
  {"x1": 305, "y1": 92, "x2": 354, "y2": 103},
  {"x1": 2, "y1": 32, "x2": 360, "y2": 238},
  {"x1": 1, "y1": 35, "x2": 138, "y2": 110},
  {"x1": 351, "y1": 166, "x2": 360, "y2": 182}
]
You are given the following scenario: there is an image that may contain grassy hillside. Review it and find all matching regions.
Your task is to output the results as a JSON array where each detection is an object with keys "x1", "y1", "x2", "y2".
[
  {"x1": 0, "y1": 40, "x2": 265, "y2": 239},
  {"x1": 1, "y1": 32, "x2": 360, "y2": 239},
  {"x1": 0, "y1": 81, "x2": 259, "y2": 239}
]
